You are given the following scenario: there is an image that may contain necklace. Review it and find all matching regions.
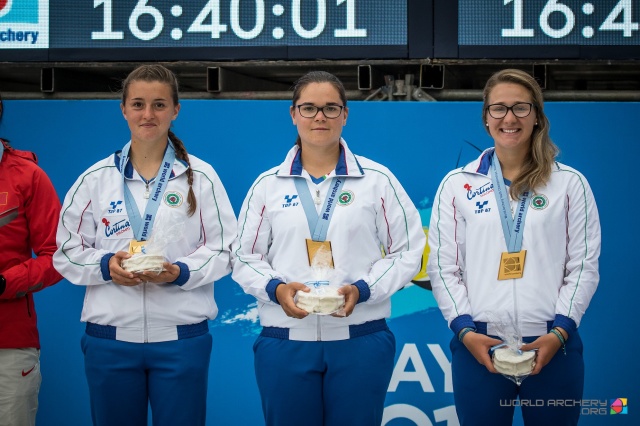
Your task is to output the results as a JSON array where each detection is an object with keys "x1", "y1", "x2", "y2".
[
  {"x1": 143, "y1": 181, "x2": 151, "y2": 199},
  {"x1": 131, "y1": 159, "x2": 156, "y2": 199}
]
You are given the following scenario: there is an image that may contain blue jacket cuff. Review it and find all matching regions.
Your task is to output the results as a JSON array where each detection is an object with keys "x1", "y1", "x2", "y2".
[
  {"x1": 100, "y1": 253, "x2": 115, "y2": 281},
  {"x1": 170, "y1": 262, "x2": 190, "y2": 286},
  {"x1": 353, "y1": 280, "x2": 370, "y2": 303},
  {"x1": 450, "y1": 315, "x2": 476, "y2": 336},
  {"x1": 266, "y1": 279, "x2": 284, "y2": 304},
  {"x1": 552, "y1": 314, "x2": 577, "y2": 337}
]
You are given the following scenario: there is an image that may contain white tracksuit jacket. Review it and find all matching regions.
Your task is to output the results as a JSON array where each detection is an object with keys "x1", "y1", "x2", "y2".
[
  {"x1": 232, "y1": 140, "x2": 425, "y2": 341},
  {"x1": 427, "y1": 148, "x2": 600, "y2": 338},
  {"x1": 54, "y1": 148, "x2": 236, "y2": 343}
]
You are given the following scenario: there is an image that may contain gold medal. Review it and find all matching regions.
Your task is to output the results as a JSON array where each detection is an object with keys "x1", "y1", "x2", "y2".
[
  {"x1": 305, "y1": 239, "x2": 334, "y2": 268},
  {"x1": 128, "y1": 239, "x2": 146, "y2": 255},
  {"x1": 497, "y1": 250, "x2": 526, "y2": 280}
]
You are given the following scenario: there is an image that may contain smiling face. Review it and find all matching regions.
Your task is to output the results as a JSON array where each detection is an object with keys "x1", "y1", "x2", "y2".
[
  {"x1": 485, "y1": 82, "x2": 537, "y2": 155},
  {"x1": 121, "y1": 80, "x2": 180, "y2": 146},
  {"x1": 290, "y1": 82, "x2": 348, "y2": 150}
]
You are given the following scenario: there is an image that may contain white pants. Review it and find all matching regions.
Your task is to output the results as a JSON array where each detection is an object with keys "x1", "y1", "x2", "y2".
[{"x1": 0, "y1": 348, "x2": 41, "y2": 426}]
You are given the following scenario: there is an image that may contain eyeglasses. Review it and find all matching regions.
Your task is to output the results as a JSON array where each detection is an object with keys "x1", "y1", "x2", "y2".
[
  {"x1": 486, "y1": 102, "x2": 534, "y2": 119},
  {"x1": 296, "y1": 104, "x2": 344, "y2": 119}
]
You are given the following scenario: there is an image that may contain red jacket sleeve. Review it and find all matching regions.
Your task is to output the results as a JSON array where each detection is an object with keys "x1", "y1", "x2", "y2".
[{"x1": 1, "y1": 165, "x2": 63, "y2": 298}]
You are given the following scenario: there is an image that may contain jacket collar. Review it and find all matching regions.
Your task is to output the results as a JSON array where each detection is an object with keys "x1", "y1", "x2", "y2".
[
  {"x1": 277, "y1": 138, "x2": 364, "y2": 178},
  {"x1": 113, "y1": 143, "x2": 187, "y2": 180},
  {"x1": 462, "y1": 148, "x2": 495, "y2": 176}
]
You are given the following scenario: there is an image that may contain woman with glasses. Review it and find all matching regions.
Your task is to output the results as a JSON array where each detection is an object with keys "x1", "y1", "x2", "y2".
[
  {"x1": 53, "y1": 64, "x2": 236, "y2": 426},
  {"x1": 232, "y1": 71, "x2": 425, "y2": 426},
  {"x1": 427, "y1": 68, "x2": 601, "y2": 425}
]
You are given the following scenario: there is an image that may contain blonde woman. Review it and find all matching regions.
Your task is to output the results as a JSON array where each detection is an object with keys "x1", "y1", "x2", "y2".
[{"x1": 428, "y1": 69, "x2": 601, "y2": 425}]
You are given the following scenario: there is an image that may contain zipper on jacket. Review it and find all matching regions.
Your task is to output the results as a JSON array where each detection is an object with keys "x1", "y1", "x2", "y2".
[
  {"x1": 317, "y1": 315, "x2": 322, "y2": 341},
  {"x1": 26, "y1": 296, "x2": 32, "y2": 317},
  {"x1": 143, "y1": 282, "x2": 148, "y2": 343},
  {"x1": 509, "y1": 199, "x2": 520, "y2": 335},
  {"x1": 512, "y1": 279, "x2": 519, "y2": 335}
]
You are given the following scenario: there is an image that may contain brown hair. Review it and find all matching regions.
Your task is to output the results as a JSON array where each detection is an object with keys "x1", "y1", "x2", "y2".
[
  {"x1": 121, "y1": 64, "x2": 197, "y2": 216},
  {"x1": 291, "y1": 71, "x2": 347, "y2": 147},
  {"x1": 482, "y1": 69, "x2": 559, "y2": 199}
]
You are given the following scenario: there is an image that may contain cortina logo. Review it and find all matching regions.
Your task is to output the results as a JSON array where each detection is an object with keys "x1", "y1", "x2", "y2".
[
  {"x1": 104, "y1": 219, "x2": 131, "y2": 238},
  {"x1": 475, "y1": 200, "x2": 490, "y2": 214},
  {"x1": 108, "y1": 200, "x2": 123, "y2": 213},
  {"x1": 465, "y1": 182, "x2": 494, "y2": 200},
  {"x1": 282, "y1": 195, "x2": 298, "y2": 208}
]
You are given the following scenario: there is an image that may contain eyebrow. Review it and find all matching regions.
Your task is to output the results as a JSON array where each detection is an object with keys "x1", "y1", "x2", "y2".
[
  {"x1": 130, "y1": 97, "x2": 169, "y2": 102},
  {"x1": 298, "y1": 101, "x2": 341, "y2": 105}
]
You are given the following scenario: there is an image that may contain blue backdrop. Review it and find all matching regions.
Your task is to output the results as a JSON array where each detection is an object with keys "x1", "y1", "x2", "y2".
[{"x1": 1, "y1": 100, "x2": 636, "y2": 425}]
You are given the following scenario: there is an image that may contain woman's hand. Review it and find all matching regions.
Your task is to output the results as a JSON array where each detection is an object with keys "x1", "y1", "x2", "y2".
[
  {"x1": 109, "y1": 251, "x2": 143, "y2": 286},
  {"x1": 333, "y1": 284, "x2": 360, "y2": 317},
  {"x1": 520, "y1": 328, "x2": 566, "y2": 375},
  {"x1": 462, "y1": 332, "x2": 503, "y2": 373},
  {"x1": 137, "y1": 262, "x2": 181, "y2": 284},
  {"x1": 276, "y1": 282, "x2": 310, "y2": 319}
]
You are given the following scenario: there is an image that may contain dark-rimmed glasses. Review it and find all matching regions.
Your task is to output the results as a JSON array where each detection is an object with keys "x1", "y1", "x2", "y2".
[
  {"x1": 486, "y1": 102, "x2": 534, "y2": 119},
  {"x1": 296, "y1": 104, "x2": 344, "y2": 119}
]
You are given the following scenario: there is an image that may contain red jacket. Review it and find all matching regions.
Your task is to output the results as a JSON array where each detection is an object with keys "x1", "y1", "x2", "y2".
[{"x1": 0, "y1": 139, "x2": 63, "y2": 349}]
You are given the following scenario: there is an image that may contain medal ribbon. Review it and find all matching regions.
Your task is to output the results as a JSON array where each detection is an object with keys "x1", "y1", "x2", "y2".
[
  {"x1": 490, "y1": 152, "x2": 532, "y2": 253},
  {"x1": 294, "y1": 177, "x2": 345, "y2": 242},
  {"x1": 120, "y1": 140, "x2": 176, "y2": 241}
]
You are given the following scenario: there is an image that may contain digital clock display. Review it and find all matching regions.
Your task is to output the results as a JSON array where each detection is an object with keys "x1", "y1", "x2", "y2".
[
  {"x1": 459, "y1": 0, "x2": 640, "y2": 45},
  {"x1": 50, "y1": 0, "x2": 406, "y2": 50},
  {"x1": 0, "y1": 0, "x2": 408, "y2": 60},
  {"x1": 2, "y1": 0, "x2": 637, "y2": 62}
]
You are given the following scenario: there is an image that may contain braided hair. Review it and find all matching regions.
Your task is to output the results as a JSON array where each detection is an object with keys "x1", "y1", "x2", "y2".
[{"x1": 121, "y1": 64, "x2": 197, "y2": 216}]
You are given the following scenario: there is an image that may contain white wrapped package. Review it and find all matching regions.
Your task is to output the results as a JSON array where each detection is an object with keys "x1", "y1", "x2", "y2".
[
  {"x1": 296, "y1": 286, "x2": 345, "y2": 315},
  {"x1": 492, "y1": 348, "x2": 536, "y2": 377}
]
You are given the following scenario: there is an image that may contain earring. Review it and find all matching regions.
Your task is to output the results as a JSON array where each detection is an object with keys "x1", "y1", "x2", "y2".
[
  {"x1": 535, "y1": 122, "x2": 538, "y2": 126},
  {"x1": 486, "y1": 123, "x2": 489, "y2": 126}
]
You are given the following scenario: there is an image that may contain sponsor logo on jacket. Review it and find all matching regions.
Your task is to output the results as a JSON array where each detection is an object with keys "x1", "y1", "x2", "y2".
[
  {"x1": 465, "y1": 182, "x2": 493, "y2": 200},
  {"x1": 108, "y1": 200, "x2": 123, "y2": 214},
  {"x1": 103, "y1": 218, "x2": 131, "y2": 237},
  {"x1": 282, "y1": 194, "x2": 298, "y2": 208},
  {"x1": 475, "y1": 200, "x2": 491, "y2": 214}
]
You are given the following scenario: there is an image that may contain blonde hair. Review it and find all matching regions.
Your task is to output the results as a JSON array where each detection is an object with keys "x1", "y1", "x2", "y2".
[
  {"x1": 121, "y1": 64, "x2": 197, "y2": 216},
  {"x1": 482, "y1": 69, "x2": 559, "y2": 199}
]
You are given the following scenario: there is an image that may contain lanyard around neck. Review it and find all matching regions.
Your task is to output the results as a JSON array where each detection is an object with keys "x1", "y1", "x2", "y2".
[
  {"x1": 294, "y1": 176, "x2": 345, "y2": 242},
  {"x1": 490, "y1": 152, "x2": 531, "y2": 253},
  {"x1": 121, "y1": 141, "x2": 176, "y2": 241}
]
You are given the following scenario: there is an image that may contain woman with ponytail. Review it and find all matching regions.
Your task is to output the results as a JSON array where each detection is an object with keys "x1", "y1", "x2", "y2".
[{"x1": 54, "y1": 64, "x2": 236, "y2": 426}]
